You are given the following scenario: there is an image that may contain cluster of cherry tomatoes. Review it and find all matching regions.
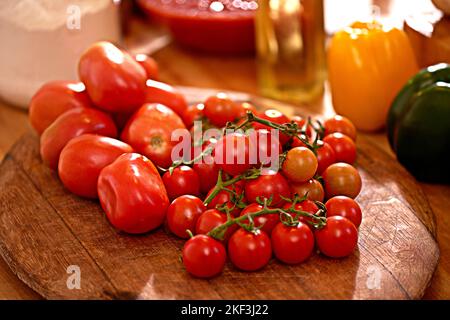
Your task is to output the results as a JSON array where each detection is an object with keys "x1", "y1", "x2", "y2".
[{"x1": 28, "y1": 41, "x2": 363, "y2": 279}]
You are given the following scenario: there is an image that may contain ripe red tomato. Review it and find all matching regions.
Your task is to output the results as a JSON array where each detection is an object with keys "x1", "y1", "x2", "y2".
[
  {"x1": 291, "y1": 115, "x2": 313, "y2": 137},
  {"x1": 121, "y1": 103, "x2": 186, "y2": 168},
  {"x1": 323, "y1": 133, "x2": 357, "y2": 164},
  {"x1": 228, "y1": 228, "x2": 272, "y2": 271},
  {"x1": 195, "y1": 209, "x2": 237, "y2": 241},
  {"x1": 40, "y1": 108, "x2": 117, "y2": 170},
  {"x1": 253, "y1": 109, "x2": 290, "y2": 144},
  {"x1": 283, "y1": 200, "x2": 319, "y2": 227},
  {"x1": 235, "y1": 102, "x2": 257, "y2": 119},
  {"x1": 322, "y1": 163, "x2": 362, "y2": 199},
  {"x1": 58, "y1": 134, "x2": 132, "y2": 199},
  {"x1": 182, "y1": 234, "x2": 226, "y2": 278},
  {"x1": 324, "y1": 115, "x2": 357, "y2": 141},
  {"x1": 290, "y1": 179, "x2": 325, "y2": 202},
  {"x1": 144, "y1": 80, "x2": 188, "y2": 117},
  {"x1": 134, "y1": 53, "x2": 159, "y2": 80},
  {"x1": 271, "y1": 222, "x2": 314, "y2": 264},
  {"x1": 282, "y1": 147, "x2": 318, "y2": 183},
  {"x1": 239, "y1": 203, "x2": 279, "y2": 235},
  {"x1": 316, "y1": 140, "x2": 336, "y2": 174},
  {"x1": 291, "y1": 133, "x2": 310, "y2": 148},
  {"x1": 244, "y1": 170, "x2": 291, "y2": 207},
  {"x1": 213, "y1": 132, "x2": 251, "y2": 176},
  {"x1": 206, "y1": 184, "x2": 244, "y2": 217},
  {"x1": 97, "y1": 153, "x2": 169, "y2": 234},
  {"x1": 78, "y1": 41, "x2": 147, "y2": 113},
  {"x1": 162, "y1": 166, "x2": 200, "y2": 200},
  {"x1": 182, "y1": 103, "x2": 204, "y2": 128},
  {"x1": 203, "y1": 93, "x2": 239, "y2": 127},
  {"x1": 248, "y1": 129, "x2": 282, "y2": 167},
  {"x1": 166, "y1": 195, "x2": 205, "y2": 238},
  {"x1": 29, "y1": 81, "x2": 92, "y2": 135},
  {"x1": 325, "y1": 196, "x2": 362, "y2": 228},
  {"x1": 315, "y1": 216, "x2": 358, "y2": 258},
  {"x1": 192, "y1": 161, "x2": 220, "y2": 194}
]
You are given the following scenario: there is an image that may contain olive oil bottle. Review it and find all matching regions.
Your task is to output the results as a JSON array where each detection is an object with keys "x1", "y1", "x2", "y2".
[{"x1": 256, "y1": 0, "x2": 326, "y2": 103}]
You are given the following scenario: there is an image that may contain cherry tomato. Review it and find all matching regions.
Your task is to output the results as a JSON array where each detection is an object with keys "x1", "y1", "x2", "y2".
[
  {"x1": 239, "y1": 203, "x2": 279, "y2": 235},
  {"x1": 206, "y1": 184, "x2": 244, "y2": 217},
  {"x1": 182, "y1": 103, "x2": 204, "y2": 128},
  {"x1": 58, "y1": 134, "x2": 132, "y2": 199},
  {"x1": 203, "y1": 93, "x2": 239, "y2": 127},
  {"x1": 121, "y1": 103, "x2": 186, "y2": 168},
  {"x1": 78, "y1": 41, "x2": 147, "y2": 113},
  {"x1": 195, "y1": 209, "x2": 237, "y2": 241},
  {"x1": 228, "y1": 228, "x2": 272, "y2": 271},
  {"x1": 182, "y1": 234, "x2": 226, "y2": 278},
  {"x1": 290, "y1": 179, "x2": 325, "y2": 202},
  {"x1": 283, "y1": 200, "x2": 319, "y2": 227},
  {"x1": 166, "y1": 195, "x2": 205, "y2": 238},
  {"x1": 144, "y1": 80, "x2": 188, "y2": 117},
  {"x1": 97, "y1": 153, "x2": 169, "y2": 234},
  {"x1": 322, "y1": 163, "x2": 362, "y2": 199},
  {"x1": 315, "y1": 216, "x2": 358, "y2": 258},
  {"x1": 282, "y1": 147, "x2": 318, "y2": 183},
  {"x1": 324, "y1": 115, "x2": 357, "y2": 141},
  {"x1": 192, "y1": 161, "x2": 220, "y2": 194},
  {"x1": 163, "y1": 166, "x2": 201, "y2": 200},
  {"x1": 40, "y1": 108, "x2": 117, "y2": 170},
  {"x1": 253, "y1": 109, "x2": 290, "y2": 144},
  {"x1": 244, "y1": 170, "x2": 291, "y2": 207},
  {"x1": 291, "y1": 133, "x2": 310, "y2": 148},
  {"x1": 29, "y1": 81, "x2": 92, "y2": 135},
  {"x1": 291, "y1": 115, "x2": 313, "y2": 138},
  {"x1": 325, "y1": 196, "x2": 362, "y2": 228},
  {"x1": 316, "y1": 140, "x2": 336, "y2": 174},
  {"x1": 213, "y1": 132, "x2": 251, "y2": 176},
  {"x1": 248, "y1": 129, "x2": 282, "y2": 167},
  {"x1": 235, "y1": 102, "x2": 257, "y2": 119},
  {"x1": 323, "y1": 133, "x2": 357, "y2": 164},
  {"x1": 134, "y1": 53, "x2": 159, "y2": 80},
  {"x1": 271, "y1": 222, "x2": 314, "y2": 264}
]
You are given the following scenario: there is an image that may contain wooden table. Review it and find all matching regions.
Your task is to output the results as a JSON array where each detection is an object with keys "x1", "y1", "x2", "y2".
[{"x1": 0, "y1": 2, "x2": 449, "y2": 300}]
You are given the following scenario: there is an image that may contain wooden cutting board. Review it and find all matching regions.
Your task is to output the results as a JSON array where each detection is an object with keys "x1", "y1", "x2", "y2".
[{"x1": 0, "y1": 87, "x2": 439, "y2": 299}]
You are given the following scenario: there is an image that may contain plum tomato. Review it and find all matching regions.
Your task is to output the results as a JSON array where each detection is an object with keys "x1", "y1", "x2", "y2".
[
  {"x1": 253, "y1": 109, "x2": 290, "y2": 144},
  {"x1": 40, "y1": 108, "x2": 117, "y2": 170},
  {"x1": 271, "y1": 222, "x2": 314, "y2": 264},
  {"x1": 315, "y1": 216, "x2": 358, "y2": 258},
  {"x1": 325, "y1": 196, "x2": 362, "y2": 228},
  {"x1": 58, "y1": 134, "x2": 132, "y2": 199},
  {"x1": 162, "y1": 166, "x2": 201, "y2": 200},
  {"x1": 182, "y1": 103, "x2": 204, "y2": 128},
  {"x1": 121, "y1": 103, "x2": 186, "y2": 168},
  {"x1": 78, "y1": 41, "x2": 147, "y2": 113},
  {"x1": 203, "y1": 93, "x2": 239, "y2": 127},
  {"x1": 97, "y1": 153, "x2": 169, "y2": 234},
  {"x1": 144, "y1": 80, "x2": 188, "y2": 117},
  {"x1": 244, "y1": 170, "x2": 291, "y2": 207},
  {"x1": 239, "y1": 203, "x2": 279, "y2": 235},
  {"x1": 282, "y1": 147, "x2": 318, "y2": 183},
  {"x1": 166, "y1": 195, "x2": 205, "y2": 238},
  {"x1": 192, "y1": 161, "x2": 220, "y2": 194},
  {"x1": 290, "y1": 179, "x2": 325, "y2": 202},
  {"x1": 324, "y1": 115, "x2": 357, "y2": 141},
  {"x1": 182, "y1": 234, "x2": 226, "y2": 278},
  {"x1": 195, "y1": 209, "x2": 237, "y2": 241},
  {"x1": 134, "y1": 53, "x2": 159, "y2": 80},
  {"x1": 323, "y1": 133, "x2": 357, "y2": 164},
  {"x1": 315, "y1": 140, "x2": 336, "y2": 174},
  {"x1": 29, "y1": 81, "x2": 92, "y2": 135},
  {"x1": 213, "y1": 132, "x2": 251, "y2": 176},
  {"x1": 228, "y1": 228, "x2": 272, "y2": 271},
  {"x1": 322, "y1": 163, "x2": 362, "y2": 199}
]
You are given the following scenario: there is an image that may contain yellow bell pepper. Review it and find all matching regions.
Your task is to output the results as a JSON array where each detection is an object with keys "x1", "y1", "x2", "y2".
[{"x1": 328, "y1": 21, "x2": 419, "y2": 131}]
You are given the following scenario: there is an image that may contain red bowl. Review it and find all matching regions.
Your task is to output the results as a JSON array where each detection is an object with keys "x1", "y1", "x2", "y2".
[{"x1": 137, "y1": 0, "x2": 257, "y2": 54}]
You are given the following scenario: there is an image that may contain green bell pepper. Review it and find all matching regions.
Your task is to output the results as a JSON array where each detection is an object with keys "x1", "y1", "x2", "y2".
[{"x1": 387, "y1": 63, "x2": 450, "y2": 184}]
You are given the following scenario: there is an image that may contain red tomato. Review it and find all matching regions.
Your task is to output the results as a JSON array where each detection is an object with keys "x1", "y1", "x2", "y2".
[
  {"x1": 228, "y1": 228, "x2": 272, "y2": 271},
  {"x1": 316, "y1": 141, "x2": 336, "y2": 174},
  {"x1": 290, "y1": 179, "x2": 325, "y2": 202},
  {"x1": 203, "y1": 93, "x2": 239, "y2": 127},
  {"x1": 134, "y1": 53, "x2": 159, "y2": 80},
  {"x1": 315, "y1": 216, "x2": 358, "y2": 258},
  {"x1": 144, "y1": 80, "x2": 188, "y2": 117},
  {"x1": 195, "y1": 209, "x2": 237, "y2": 241},
  {"x1": 182, "y1": 235, "x2": 226, "y2": 278},
  {"x1": 163, "y1": 166, "x2": 201, "y2": 200},
  {"x1": 206, "y1": 184, "x2": 244, "y2": 217},
  {"x1": 322, "y1": 163, "x2": 362, "y2": 199},
  {"x1": 253, "y1": 109, "x2": 290, "y2": 144},
  {"x1": 271, "y1": 222, "x2": 314, "y2": 264},
  {"x1": 166, "y1": 195, "x2": 205, "y2": 238},
  {"x1": 192, "y1": 161, "x2": 220, "y2": 194},
  {"x1": 248, "y1": 129, "x2": 282, "y2": 167},
  {"x1": 97, "y1": 153, "x2": 169, "y2": 234},
  {"x1": 58, "y1": 134, "x2": 132, "y2": 199},
  {"x1": 291, "y1": 133, "x2": 310, "y2": 148},
  {"x1": 78, "y1": 41, "x2": 147, "y2": 113},
  {"x1": 182, "y1": 103, "x2": 204, "y2": 128},
  {"x1": 213, "y1": 132, "x2": 251, "y2": 176},
  {"x1": 40, "y1": 108, "x2": 117, "y2": 170},
  {"x1": 324, "y1": 115, "x2": 357, "y2": 141},
  {"x1": 283, "y1": 200, "x2": 319, "y2": 227},
  {"x1": 239, "y1": 203, "x2": 279, "y2": 235},
  {"x1": 235, "y1": 102, "x2": 257, "y2": 119},
  {"x1": 323, "y1": 133, "x2": 357, "y2": 164},
  {"x1": 29, "y1": 81, "x2": 92, "y2": 135},
  {"x1": 244, "y1": 170, "x2": 291, "y2": 207},
  {"x1": 325, "y1": 196, "x2": 362, "y2": 228},
  {"x1": 121, "y1": 103, "x2": 186, "y2": 168},
  {"x1": 291, "y1": 115, "x2": 313, "y2": 137}
]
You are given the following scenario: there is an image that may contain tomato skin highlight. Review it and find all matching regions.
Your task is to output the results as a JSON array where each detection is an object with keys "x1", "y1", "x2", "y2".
[
  {"x1": 163, "y1": 166, "x2": 201, "y2": 201},
  {"x1": 271, "y1": 222, "x2": 314, "y2": 264},
  {"x1": 166, "y1": 195, "x2": 205, "y2": 238},
  {"x1": 325, "y1": 196, "x2": 362, "y2": 228},
  {"x1": 182, "y1": 235, "x2": 226, "y2": 278},
  {"x1": 78, "y1": 42, "x2": 147, "y2": 113},
  {"x1": 323, "y1": 133, "x2": 357, "y2": 164},
  {"x1": 322, "y1": 162, "x2": 362, "y2": 199},
  {"x1": 58, "y1": 134, "x2": 133, "y2": 199},
  {"x1": 315, "y1": 216, "x2": 358, "y2": 258},
  {"x1": 228, "y1": 229, "x2": 272, "y2": 271},
  {"x1": 144, "y1": 80, "x2": 188, "y2": 117},
  {"x1": 97, "y1": 153, "x2": 169, "y2": 234},
  {"x1": 40, "y1": 108, "x2": 118, "y2": 170},
  {"x1": 239, "y1": 203, "x2": 279, "y2": 235},
  {"x1": 244, "y1": 170, "x2": 291, "y2": 207}
]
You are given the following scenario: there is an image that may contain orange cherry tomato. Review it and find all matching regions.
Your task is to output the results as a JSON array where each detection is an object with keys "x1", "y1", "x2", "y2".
[
  {"x1": 322, "y1": 162, "x2": 362, "y2": 199},
  {"x1": 282, "y1": 147, "x2": 318, "y2": 183},
  {"x1": 291, "y1": 179, "x2": 325, "y2": 202}
]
